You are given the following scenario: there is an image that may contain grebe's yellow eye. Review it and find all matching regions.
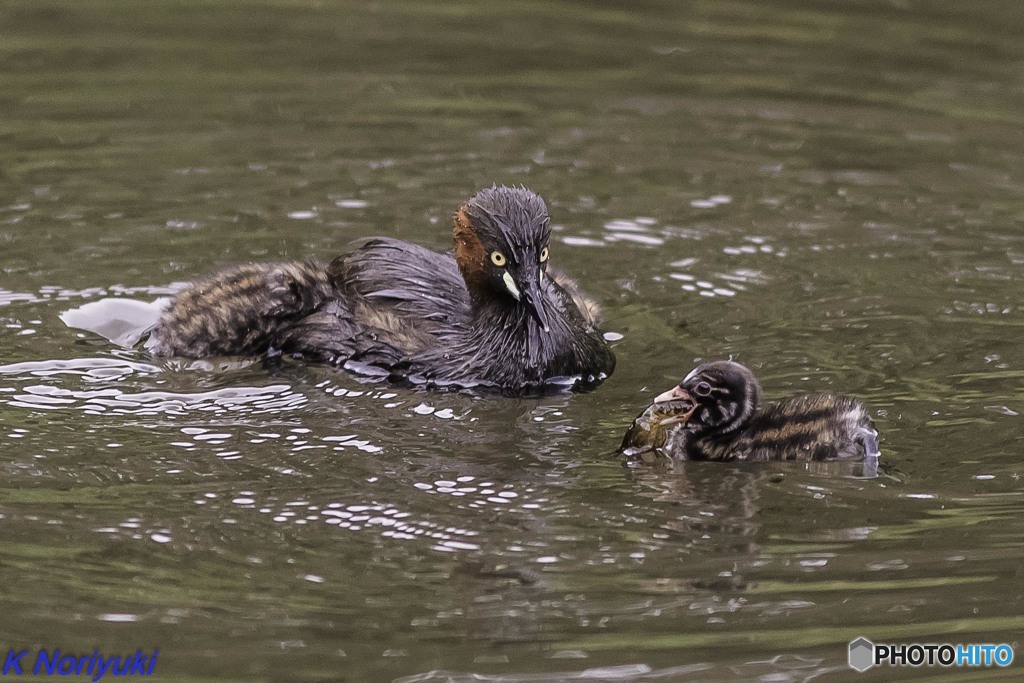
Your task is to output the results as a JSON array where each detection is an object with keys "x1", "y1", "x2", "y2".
[
  {"x1": 539, "y1": 246, "x2": 549, "y2": 262},
  {"x1": 490, "y1": 251, "x2": 507, "y2": 267}
]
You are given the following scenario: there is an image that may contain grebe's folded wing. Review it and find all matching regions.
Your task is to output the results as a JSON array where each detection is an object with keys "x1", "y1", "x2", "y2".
[{"x1": 328, "y1": 238, "x2": 470, "y2": 325}]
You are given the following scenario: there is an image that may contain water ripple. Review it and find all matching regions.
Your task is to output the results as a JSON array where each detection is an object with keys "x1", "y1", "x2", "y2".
[{"x1": 0, "y1": 357, "x2": 306, "y2": 417}]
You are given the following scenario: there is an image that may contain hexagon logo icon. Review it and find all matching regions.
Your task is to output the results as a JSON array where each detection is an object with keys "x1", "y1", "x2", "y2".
[{"x1": 848, "y1": 637, "x2": 875, "y2": 672}]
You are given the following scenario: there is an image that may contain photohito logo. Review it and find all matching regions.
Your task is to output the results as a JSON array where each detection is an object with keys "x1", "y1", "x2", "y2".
[
  {"x1": 848, "y1": 637, "x2": 1014, "y2": 672},
  {"x1": 848, "y1": 637, "x2": 874, "y2": 672}
]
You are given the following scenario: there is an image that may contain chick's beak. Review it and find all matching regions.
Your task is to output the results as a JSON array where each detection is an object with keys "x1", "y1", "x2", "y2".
[
  {"x1": 653, "y1": 384, "x2": 697, "y2": 426},
  {"x1": 655, "y1": 384, "x2": 690, "y2": 404}
]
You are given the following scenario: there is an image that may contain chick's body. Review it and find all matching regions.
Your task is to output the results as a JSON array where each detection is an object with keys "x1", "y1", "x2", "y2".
[
  {"x1": 665, "y1": 392, "x2": 878, "y2": 462},
  {"x1": 623, "y1": 361, "x2": 879, "y2": 462}
]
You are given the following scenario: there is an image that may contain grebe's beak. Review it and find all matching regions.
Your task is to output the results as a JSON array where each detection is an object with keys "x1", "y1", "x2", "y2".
[
  {"x1": 520, "y1": 276, "x2": 551, "y2": 333},
  {"x1": 501, "y1": 268, "x2": 550, "y2": 332}
]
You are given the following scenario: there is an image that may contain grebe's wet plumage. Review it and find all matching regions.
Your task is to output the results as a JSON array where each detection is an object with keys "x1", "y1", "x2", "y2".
[
  {"x1": 624, "y1": 361, "x2": 879, "y2": 462},
  {"x1": 149, "y1": 186, "x2": 615, "y2": 394}
]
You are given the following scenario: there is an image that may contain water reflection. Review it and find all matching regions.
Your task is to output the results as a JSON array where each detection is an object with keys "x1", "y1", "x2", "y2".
[
  {"x1": 0, "y1": 289, "x2": 42, "y2": 306},
  {"x1": 394, "y1": 663, "x2": 719, "y2": 682},
  {"x1": 0, "y1": 358, "x2": 303, "y2": 416}
]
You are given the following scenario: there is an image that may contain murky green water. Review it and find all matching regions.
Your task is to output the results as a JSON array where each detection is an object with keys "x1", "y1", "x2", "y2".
[{"x1": 2, "y1": 1, "x2": 1023, "y2": 680}]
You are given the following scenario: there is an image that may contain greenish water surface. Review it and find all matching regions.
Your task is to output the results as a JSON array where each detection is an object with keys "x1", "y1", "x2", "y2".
[{"x1": 1, "y1": 1, "x2": 1023, "y2": 681}]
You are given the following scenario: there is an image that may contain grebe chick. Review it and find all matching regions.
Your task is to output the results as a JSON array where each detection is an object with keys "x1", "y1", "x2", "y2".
[
  {"x1": 148, "y1": 186, "x2": 616, "y2": 394},
  {"x1": 622, "y1": 361, "x2": 879, "y2": 462}
]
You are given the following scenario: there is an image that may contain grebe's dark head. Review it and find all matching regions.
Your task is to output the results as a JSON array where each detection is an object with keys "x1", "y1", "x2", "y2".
[
  {"x1": 655, "y1": 360, "x2": 761, "y2": 437},
  {"x1": 453, "y1": 185, "x2": 552, "y2": 331}
]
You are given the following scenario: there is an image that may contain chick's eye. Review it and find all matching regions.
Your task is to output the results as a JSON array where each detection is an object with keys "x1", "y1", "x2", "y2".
[
  {"x1": 694, "y1": 381, "x2": 712, "y2": 397},
  {"x1": 490, "y1": 251, "x2": 507, "y2": 267},
  {"x1": 539, "y1": 246, "x2": 549, "y2": 263}
]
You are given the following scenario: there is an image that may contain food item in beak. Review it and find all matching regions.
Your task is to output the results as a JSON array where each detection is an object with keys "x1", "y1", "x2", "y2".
[{"x1": 619, "y1": 398, "x2": 696, "y2": 458}]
